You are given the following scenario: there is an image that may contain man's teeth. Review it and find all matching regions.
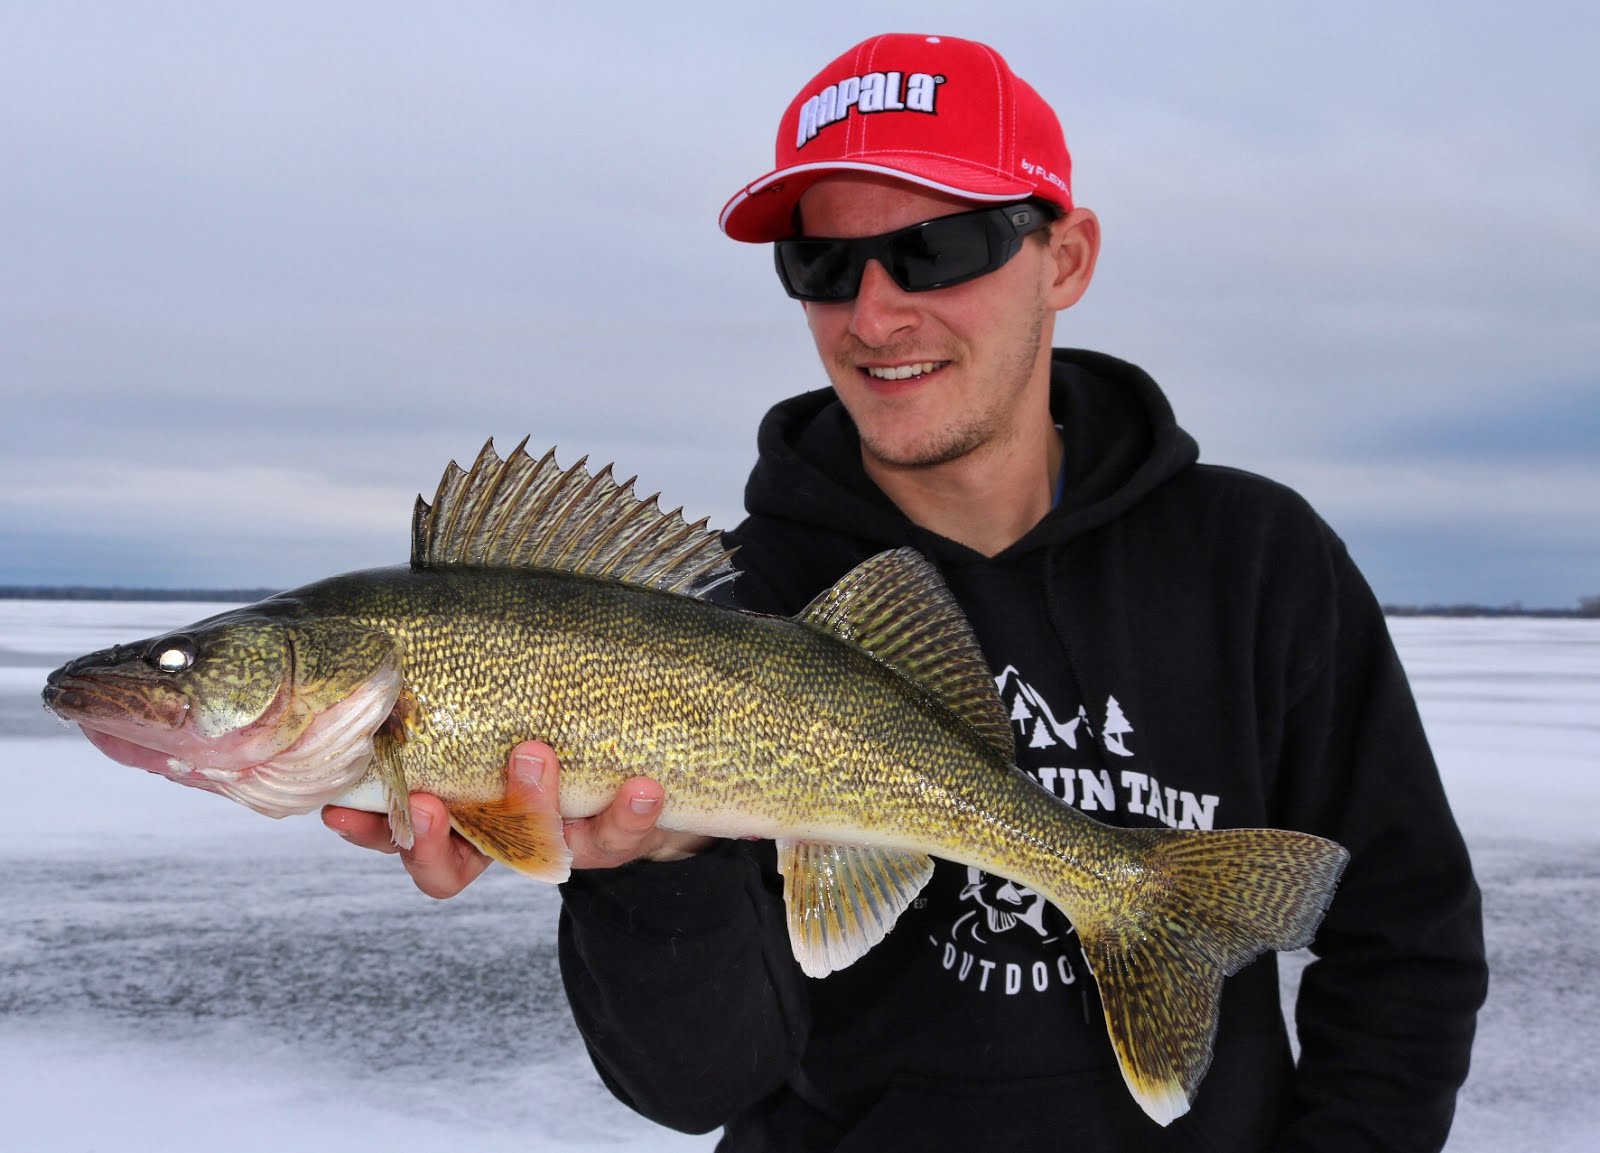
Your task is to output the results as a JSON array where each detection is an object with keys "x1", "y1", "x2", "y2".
[{"x1": 866, "y1": 362, "x2": 941, "y2": 381}]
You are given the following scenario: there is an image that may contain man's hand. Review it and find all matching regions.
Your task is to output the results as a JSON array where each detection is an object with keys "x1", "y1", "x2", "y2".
[{"x1": 320, "y1": 741, "x2": 712, "y2": 899}]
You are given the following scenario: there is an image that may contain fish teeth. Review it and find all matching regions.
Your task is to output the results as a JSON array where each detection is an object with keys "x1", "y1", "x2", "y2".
[{"x1": 865, "y1": 361, "x2": 941, "y2": 381}]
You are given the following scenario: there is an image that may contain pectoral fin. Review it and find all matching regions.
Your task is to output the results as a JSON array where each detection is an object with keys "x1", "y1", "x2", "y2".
[
  {"x1": 448, "y1": 760, "x2": 573, "y2": 883},
  {"x1": 376, "y1": 753, "x2": 415, "y2": 850},
  {"x1": 777, "y1": 839, "x2": 934, "y2": 977}
]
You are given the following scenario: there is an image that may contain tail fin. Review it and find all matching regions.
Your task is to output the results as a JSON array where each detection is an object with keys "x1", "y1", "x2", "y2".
[{"x1": 1063, "y1": 826, "x2": 1349, "y2": 1125}]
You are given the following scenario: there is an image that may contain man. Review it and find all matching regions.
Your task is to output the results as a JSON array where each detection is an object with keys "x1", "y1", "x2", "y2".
[{"x1": 326, "y1": 33, "x2": 1487, "y2": 1152}]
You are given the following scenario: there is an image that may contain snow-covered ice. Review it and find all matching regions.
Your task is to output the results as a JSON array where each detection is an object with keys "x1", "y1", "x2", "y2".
[{"x1": 4, "y1": 600, "x2": 1597, "y2": 1151}]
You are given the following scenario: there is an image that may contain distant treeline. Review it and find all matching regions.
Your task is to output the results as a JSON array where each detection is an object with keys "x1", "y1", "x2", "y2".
[
  {"x1": 0, "y1": 586, "x2": 282, "y2": 603},
  {"x1": 1383, "y1": 600, "x2": 1599, "y2": 619},
  {"x1": 5, "y1": 585, "x2": 1598, "y2": 618}
]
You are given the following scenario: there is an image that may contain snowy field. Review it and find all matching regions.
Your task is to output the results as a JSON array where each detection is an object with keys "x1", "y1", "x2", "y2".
[{"x1": 3, "y1": 600, "x2": 1597, "y2": 1152}]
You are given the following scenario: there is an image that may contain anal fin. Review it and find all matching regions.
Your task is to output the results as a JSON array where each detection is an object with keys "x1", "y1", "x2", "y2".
[
  {"x1": 777, "y1": 839, "x2": 934, "y2": 977},
  {"x1": 448, "y1": 761, "x2": 573, "y2": 883}
]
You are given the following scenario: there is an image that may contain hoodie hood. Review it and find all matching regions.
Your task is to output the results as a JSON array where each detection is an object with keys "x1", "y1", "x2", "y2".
[{"x1": 741, "y1": 348, "x2": 1199, "y2": 565}]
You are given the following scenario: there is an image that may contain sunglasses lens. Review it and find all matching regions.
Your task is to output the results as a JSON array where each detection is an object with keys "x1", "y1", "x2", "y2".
[
  {"x1": 776, "y1": 239, "x2": 861, "y2": 301},
  {"x1": 883, "y1": 215, "x2": 999, "y2": 293}
]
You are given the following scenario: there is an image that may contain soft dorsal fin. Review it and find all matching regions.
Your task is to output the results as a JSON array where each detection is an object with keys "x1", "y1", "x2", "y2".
[
  {"x1": 411, "y1": 437, "x2": 737, "y2": 597},
  {"x1": 797, "y1": 548, "x2": 1014, "y2": 760}
]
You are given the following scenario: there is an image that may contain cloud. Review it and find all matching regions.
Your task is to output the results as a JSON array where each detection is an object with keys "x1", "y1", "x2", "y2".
[{"x1": 1, "y1": 2, "x2": 1596, "y2": 606}]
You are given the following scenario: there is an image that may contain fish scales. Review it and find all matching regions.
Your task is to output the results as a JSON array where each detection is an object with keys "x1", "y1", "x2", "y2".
[
  {"x1": 214, "y1": 559, "x2": 1249, "y2": 993},
  {"x1": 303, "y1": 566, "x2": 1011, "y2": 861},
  {"x1": 41, "y1": 438, "x2": 1350, "y2": 1127}
]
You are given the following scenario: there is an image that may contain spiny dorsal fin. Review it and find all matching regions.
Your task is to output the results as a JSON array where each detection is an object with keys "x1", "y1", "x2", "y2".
[
  {"x1": 798, "y1": 548, "x2": 1014, "y2": 760},
  {"x1": 411, "y1": 437, "x2": 737, "y2": 597}
]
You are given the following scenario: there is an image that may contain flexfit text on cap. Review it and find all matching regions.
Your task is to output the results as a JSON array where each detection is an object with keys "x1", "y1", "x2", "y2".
[{"x1": 719, "y1": 33, "x2": 1073, "y2": 243}]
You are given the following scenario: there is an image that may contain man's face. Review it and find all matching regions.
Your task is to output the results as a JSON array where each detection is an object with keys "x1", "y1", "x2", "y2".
[{"x1": 795, "y1": 173, "x2": 1058, "y2": 474}]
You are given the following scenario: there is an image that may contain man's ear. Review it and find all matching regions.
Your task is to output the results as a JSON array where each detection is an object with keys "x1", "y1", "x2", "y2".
[{"x1": 1044, "y1": 207, "x2": 1100, "y2": 310}]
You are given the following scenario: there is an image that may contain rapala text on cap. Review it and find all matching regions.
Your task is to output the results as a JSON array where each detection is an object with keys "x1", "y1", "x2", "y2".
[{"x1": 796, "y1": 70, "x2": 943, "y2": 149}]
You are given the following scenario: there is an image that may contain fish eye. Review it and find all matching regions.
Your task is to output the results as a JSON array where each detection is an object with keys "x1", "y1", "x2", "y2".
[{"x1": 148, "y1": 639, "x2": 195, "y2": 673}]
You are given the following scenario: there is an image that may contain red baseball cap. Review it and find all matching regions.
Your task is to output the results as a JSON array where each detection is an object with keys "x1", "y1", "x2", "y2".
[{"x1": 719, "y1": 33, "x2": 1074, "y2": 243}]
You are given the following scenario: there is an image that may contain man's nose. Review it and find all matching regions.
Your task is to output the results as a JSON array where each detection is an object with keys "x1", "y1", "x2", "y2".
[{"x1": 848, "y1": 260, "x2": 921, "y2": 346}]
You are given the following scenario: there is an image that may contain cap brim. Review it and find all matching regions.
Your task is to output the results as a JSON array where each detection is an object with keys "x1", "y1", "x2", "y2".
[{"x1": 719, "y1": 156, "x2": 1036, "y2": 243}]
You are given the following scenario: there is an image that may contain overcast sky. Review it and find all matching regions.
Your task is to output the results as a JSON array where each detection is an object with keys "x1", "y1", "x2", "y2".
[{"x1": 2, "y1": 1, "x2": 1595, "y2": 607}]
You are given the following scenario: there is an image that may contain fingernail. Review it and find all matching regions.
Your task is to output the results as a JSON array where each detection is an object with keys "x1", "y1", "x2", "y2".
[
  {"x1": 629, "y1": 795, "x2": 660, "y2": 816},
  {"x1": 413, "y1": 808, "x2": 433, "y2": 838},
  {"x1": 513, "y1": 751, "x2": 546, "y2": 793}
]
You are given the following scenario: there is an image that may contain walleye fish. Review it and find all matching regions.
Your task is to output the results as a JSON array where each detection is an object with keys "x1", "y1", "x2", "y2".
[{"x1": 43, "y1": 439, "x2": 1349, "y2": 1125}]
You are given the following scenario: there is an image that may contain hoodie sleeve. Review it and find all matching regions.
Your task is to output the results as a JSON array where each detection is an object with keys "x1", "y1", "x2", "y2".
[
  {"x1": 1266, "y1": 528, "x2": 1488, "y2": 1153},
  {"x1": 557, "y1": 839, "x2": 809, "y2": 1134}
]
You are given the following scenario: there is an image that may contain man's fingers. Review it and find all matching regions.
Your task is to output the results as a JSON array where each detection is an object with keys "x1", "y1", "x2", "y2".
[
  {"x1": 323, "y1": 794, "x2": 490, "y2": 899},
  {"x1": 509, "y1": 741, "x2": 557, "y2": 801},
  {"x1": 320, "y1": 742, "x2": 554, "y2": 899},
  {"x1": 322, "y1": 742, "x2": 706, "y2": 881},
  {"x1": 565, "y1": 777, "x2": 661, "y2": 866},
  {"x1": 321, "y1": 805, "x2": 399, "y2": 853},
  {"x1": 602, "y1": 777, "x2": 668, "y2": 855},
  {"x1": 508, "y1": 745, "x2": 707, "y2": 868},
  {"x1": 398, "y1": 793, "x2": 491, "y2": 898},
  {"x1": 565, "y1": 778, "x2": 712, "y2": 866}
]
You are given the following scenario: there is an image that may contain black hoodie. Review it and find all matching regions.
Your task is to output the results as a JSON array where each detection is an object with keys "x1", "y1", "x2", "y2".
[{"x1": 559, "y1": 350, "x2": 1487, "y2": 1152}]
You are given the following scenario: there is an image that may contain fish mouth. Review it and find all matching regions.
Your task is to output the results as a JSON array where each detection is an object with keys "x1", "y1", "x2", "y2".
[
  {"x1": 45, "y1": 672, "x2": 244, "y2": 789},
  {"x1": 43, "y1": 661, "x2": 219, "y2": 786},
  {"x1": 42, "y1": 667, "x2": 189, "y2": 732},
  {"x1": 76, "y1": 723, "x2": 221, "y2": 782}
]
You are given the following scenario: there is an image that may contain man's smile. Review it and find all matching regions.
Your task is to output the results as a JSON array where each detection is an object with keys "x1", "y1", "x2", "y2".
[{"x1": 862, "y1": 360, "x2": 949, "y2": 382}]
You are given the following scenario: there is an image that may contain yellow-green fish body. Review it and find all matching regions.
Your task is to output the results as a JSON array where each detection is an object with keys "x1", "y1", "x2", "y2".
[{"x1": 43, "y1": 440, "x2": 1349, "y2": 1126}]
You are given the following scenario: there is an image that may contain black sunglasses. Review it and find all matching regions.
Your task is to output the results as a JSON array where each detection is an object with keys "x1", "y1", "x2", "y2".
[{"x1": 774, "y1": 201, "x2": 1055, "y2": 303}]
